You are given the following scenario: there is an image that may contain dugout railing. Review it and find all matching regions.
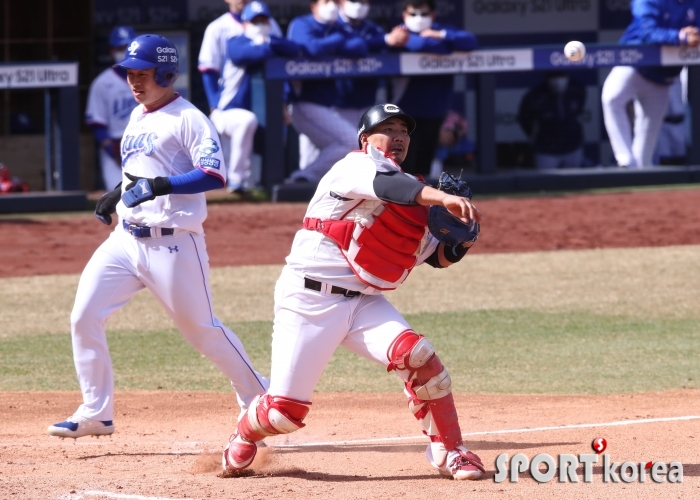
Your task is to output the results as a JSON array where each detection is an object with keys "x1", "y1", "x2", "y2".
[{"x1": 258, "y1": 44, "x2": 700, "y2": 201}]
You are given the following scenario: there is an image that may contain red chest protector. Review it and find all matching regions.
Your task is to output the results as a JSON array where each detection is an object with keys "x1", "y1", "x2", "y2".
[{"x1": 303, "y1": 202, "x2": 429, "y2": 290}]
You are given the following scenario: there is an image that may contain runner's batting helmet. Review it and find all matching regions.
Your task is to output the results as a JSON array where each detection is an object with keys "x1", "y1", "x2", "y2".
[
  {"x1": 357, "y1": 103, "x2": 416, "y2": 147},
  {"x1": 109, "y1": 26, "x2": 136, "y2": 48},
  {"x1": 114, "y1": 34, "x2": 178, "y2": 88}
]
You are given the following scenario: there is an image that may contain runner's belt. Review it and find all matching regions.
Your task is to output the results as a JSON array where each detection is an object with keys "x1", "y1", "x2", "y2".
[
  {"x1": 304, "y1": 277, "x2": 361, "y2": 297},
  {"x1": 123, "y1": 220, "x2": 175, "y2": 238}
]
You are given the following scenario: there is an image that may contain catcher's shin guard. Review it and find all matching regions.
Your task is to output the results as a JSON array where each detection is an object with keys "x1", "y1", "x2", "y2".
[
  {"x1": 223, "y1": 394, "x2": 311, "y2": 472},
  {"x1": 388, "y1": 331, "x2": 463, "y2": 467}
]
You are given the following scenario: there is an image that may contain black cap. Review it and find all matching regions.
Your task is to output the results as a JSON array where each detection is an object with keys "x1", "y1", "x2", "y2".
[{"x1": 357, "y1": 103, "x2": 416, "y2": 147}]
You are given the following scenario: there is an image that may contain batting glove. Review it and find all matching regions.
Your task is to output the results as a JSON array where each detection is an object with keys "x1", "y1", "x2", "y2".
[
  {"x1": 121, "y1": 172, "x2": 172, "y2": 208},
  {"x1": 94, "y1": 182, "x2": 122, "y2": 225}
]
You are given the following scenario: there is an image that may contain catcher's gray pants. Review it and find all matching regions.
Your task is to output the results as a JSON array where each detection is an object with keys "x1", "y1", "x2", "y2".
[
  {"x1": 70, "y1": 227, "x2": 268, "y2": 421},
  {"x1": 601, "y1": 66, "x2": 670, "y2": 168}
]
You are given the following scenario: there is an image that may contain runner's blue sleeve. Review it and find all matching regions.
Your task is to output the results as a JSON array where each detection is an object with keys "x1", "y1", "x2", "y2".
[{"x1": 168, "y1": 168, "x2": 223, "y2": 194}]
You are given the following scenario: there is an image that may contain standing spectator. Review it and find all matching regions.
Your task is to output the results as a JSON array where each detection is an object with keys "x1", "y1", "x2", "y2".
[
  {"x1": 654, "y1": 74, "x2": 687, "y2": 165},
  {"x1": 335, "y1": 0, "x2": 409, "y2": 126},
  {"x1": 391, "y1": 0, "x2": 477, "y2": 176},
  {"x1": 517, "y1": 71, "x2": 586, "y2": 170},
  {"x1": 198, "y1": 0, "x2": 282, "y2": 193},
  {"x1": 601, "y1": 0, "x2": 700, "y2": 168},
  {"x1": 286, "y1": 0, "x2": 368, "y2": 183},
  {"x1": 85, "y1": 26, "x2": 138, "y2": 190}
]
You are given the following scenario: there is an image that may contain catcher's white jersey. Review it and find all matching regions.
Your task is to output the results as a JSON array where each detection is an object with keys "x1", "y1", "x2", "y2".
[
  {"x1": 285, "y1": 145, "x2": 438, "y2": 293},
  {"x1": 198, "y1": 11, "x2": 281, "y2": 110},
  {"x1": 85, "y1": 68, "x2": 137, "y2": 138},
  {"x1": 116, "y1": 95, "x2": 225, "y2": 234}
]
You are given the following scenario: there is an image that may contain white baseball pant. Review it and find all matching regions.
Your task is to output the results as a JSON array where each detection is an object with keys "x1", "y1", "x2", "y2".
[
  {"x1": 298, "y1": 108, "x2": 364, "y2": 171},
  {"x1": 601, "y1": 66, "x2": 670, "y2": 168},
  {"x1": 209, "y1": 108, "x2": 258, "y2": 189},
  {"x1": 100, "y1": 150, "x2": 123, "y2": 191},
  {"x1": 267, "y1": 268, "x2": 413, "y2": 401},
  {"x1": 287, "y1": 102, "x2": 357, "y2": 183},
  {"x1": 70, "y1": 227, "x2": 268, "y2": 421}
]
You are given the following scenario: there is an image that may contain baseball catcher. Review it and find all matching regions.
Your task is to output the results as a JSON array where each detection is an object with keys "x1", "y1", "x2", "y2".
[{"x1": 222, "y1": 103, "x2": 485, "y2": 480}]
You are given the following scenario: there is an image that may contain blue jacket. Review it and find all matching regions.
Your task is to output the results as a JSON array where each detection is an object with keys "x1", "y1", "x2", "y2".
[
  {"x1": 620, "y1": 0, "x2": 700, "y2": 84},
  {"x1": 335, "y1": 15, "x2": 387, "y2": 109},
  {"x1": 227, "y1": 35, "x2": 301, "y2": 110},
  {"x1": 393, "y1": 22, "x2": 478, "y2": 118},
  {"x1": 287, "y1": 13, "x2": 368, "y2": 106}
]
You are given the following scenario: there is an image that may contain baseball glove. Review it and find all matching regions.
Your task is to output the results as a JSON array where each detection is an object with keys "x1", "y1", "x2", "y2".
[{"x1": 427, "y1": 172, "x2": 480, "y2": 247}]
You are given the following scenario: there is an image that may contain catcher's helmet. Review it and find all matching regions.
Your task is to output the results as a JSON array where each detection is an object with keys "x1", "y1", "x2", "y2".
[
  {"x1": 357, "y1": 103, "x2": 416, "y2": 147},
  {"x1": 109, "y1": 26, "x2": 136, "y2": 48},
  {"x1": 114, "y1": 34, "x2": 178, "y2": 88}
]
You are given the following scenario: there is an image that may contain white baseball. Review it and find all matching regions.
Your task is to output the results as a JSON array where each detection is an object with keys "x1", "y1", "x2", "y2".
[{"x1": 564, "y1": 41, "x2": 586, "y2": 62}]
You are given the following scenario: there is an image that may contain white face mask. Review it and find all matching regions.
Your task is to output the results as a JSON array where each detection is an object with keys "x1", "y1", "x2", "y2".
[
  {"x1": 245, "y1": 22, "x2": 271, "y2": 41},
  {"x1": 343, "y1": 1, "x2": 370, "y2": 20},
  {"x1": 404, "y1": 13, "x2": 432, "y2": 33},
  {"x1": 112, "y1": 50, "x2": 126, "y2": 63},
  {"x1": 317, "y1": 1, "x2": 339, "y2": 23},
  {"x1": 548, "y1": 76, "x2": 569, "y2": 94}
]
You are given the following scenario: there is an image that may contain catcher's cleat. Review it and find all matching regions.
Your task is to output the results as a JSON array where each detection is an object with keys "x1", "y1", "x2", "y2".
[
  {"x1": 47, "y1": 415, "x2": 115, "y2": 439},
  {"x1": 222, "y1": 431, "x2": 257, "y2": 471},
  {"x1": 436, "y1": 447, "x2": 485, "y2": 480}
]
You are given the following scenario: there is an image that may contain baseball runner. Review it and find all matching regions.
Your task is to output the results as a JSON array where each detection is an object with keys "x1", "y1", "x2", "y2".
[
  {"x1": 198, "y1": 0, "x2": 282, "y2": 192},
  {"x1": 601, "y1": 0, "x2": 700, "y2": 168},
  {"x1": 222, "y1": 103, "x2": 486, "y2": 480},
  {"x1": 85, "y1": 26, "x2": 138, "y2": 190},
  {"x1": 47, "y1": 34, "x2": 268, "y2": 439}
]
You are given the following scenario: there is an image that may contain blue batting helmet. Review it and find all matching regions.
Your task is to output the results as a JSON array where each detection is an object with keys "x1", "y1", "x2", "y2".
[
  {"x1": 109, "y1": 26, "x2": 136, "y2": 48},
  {"x1": 113, "y1": 34, "x2": 179, "y2": 88}
]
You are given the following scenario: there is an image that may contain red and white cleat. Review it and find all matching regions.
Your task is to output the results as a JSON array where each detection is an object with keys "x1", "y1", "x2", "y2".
[
  {"x1": 441, "y1": 447, "x2": 485, "y2": 480},
  {"x1": 222, "y1": 431, "x2": 257, "y2": 471}
]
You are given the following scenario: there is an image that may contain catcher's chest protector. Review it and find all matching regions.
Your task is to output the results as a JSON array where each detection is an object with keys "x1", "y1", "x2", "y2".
[{"x1": 304, "y1": 201, "x2": 429, "y2": 290}]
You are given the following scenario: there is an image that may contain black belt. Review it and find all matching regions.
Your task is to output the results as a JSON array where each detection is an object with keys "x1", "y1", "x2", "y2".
[
  {"x1": 123, "y1": 220, "x2": 174, "y2": 238},
  {"x1": 304, "y1": 277, "x2": 361, "y2": 297}
]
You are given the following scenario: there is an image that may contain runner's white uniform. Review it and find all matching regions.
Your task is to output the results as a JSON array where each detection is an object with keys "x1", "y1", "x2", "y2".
[
  {"x1": 85, "y1": 68, "x2": 137, "y2": 189},
  {"x1": 71, "y1": 94, "x2": 268, "y2": 422},
  {"x1": 198, "y1": 12, "x2": 281, "y2": 189},
  {"x1": 269, "y1": 145, "x2": 439, "y2": 400}
]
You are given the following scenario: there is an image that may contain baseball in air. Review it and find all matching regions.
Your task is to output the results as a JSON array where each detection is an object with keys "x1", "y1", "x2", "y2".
[{"x1": 564, "y1": 41, "x2": 586, "y2": 62}]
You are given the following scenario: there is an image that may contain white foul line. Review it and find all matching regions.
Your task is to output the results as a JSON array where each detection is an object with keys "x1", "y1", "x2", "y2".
[{"x1": 271, "y1": 415, "x2": 700, "y2": 448}]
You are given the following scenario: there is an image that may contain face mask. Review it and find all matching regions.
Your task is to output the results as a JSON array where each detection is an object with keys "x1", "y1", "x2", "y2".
[
  {"x1": 343, "y1": 1, "x2": 370, "y2": 20},
  {"x1": 404, "y1": 13, "x2": 432, "y2": 33},
  {"x1": 548, "y1": 76, "x2": 569, "y2": 94},
  {"x1": 318, "y1": 1, "x2": 339, "y2": 23},
  {"x1": 112, "y1": 50, "x2": 126, "y2": 63},
  {"x1": 245, "y1": 22, "x2": 271, "y2": 41}
]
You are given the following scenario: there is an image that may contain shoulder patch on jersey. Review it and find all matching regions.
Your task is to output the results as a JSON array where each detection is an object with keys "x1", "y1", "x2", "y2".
[
  {"x1": 200, "y1": 138, "x2": 220, "y2": 156},
  {"x1": 200, "y1": 157, "x2": 221, "y2": 169}
]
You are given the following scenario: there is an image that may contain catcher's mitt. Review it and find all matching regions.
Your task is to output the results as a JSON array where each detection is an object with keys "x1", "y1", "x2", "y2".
[{"x1": 427, "y1": 172, "x2": 480, "y2": 247}]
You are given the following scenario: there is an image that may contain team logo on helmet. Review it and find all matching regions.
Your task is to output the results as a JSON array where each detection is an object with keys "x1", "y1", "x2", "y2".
[
  {"x1": 383, "y1": 104, "x2": 400, "y2": 113},
  {"x1": 251, "y1": 1, "x2": 263, "y2": 12},
  {"x1": 127, "y1": 41, "x2": 139, "y2": 56},
  {"x1": 200, "y1": 138, "x2": 220, "y2": 156}
]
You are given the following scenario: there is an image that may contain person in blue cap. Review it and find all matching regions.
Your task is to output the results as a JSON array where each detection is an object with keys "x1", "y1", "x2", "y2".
[{"x1": 85, "y1": 26, "x2": 139, "y2": 190}]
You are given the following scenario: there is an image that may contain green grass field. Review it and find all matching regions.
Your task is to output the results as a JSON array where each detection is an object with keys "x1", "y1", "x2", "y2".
[{"x1": 2, "y1": 245, "x2": 699, "y2": 394}]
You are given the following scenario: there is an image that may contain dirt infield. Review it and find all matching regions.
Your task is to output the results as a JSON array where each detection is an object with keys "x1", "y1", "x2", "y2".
[
  {"x1": 3, "y1": 187, "x2": 700, "y2": 278},
  {"x1": 1, "y1": 391, "x2": 699, "y2": 499}
]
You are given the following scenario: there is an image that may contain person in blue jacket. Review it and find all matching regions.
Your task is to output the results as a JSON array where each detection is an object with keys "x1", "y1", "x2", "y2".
[
  {"x1": 335, "y1": 0, "x2": 409, "y2": 128},
  {"x1": 390, "y1": 0, "x2": 477, "y2": 176},
  {"x1": 227, "y1": 2, "x2": 302, "y2": 112},
  {"x1": 601, "y1": 0, "x2": 700, "y2": 168},
  {"x1": 286, "y1": 0, "x2": 369, "y2": 183}
]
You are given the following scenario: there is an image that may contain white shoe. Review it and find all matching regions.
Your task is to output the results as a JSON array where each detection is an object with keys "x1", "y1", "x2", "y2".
[
  {"x1": 47, "y1": 414, "x2": 115, "y2": 439},
  {"x1": 428, "y1": 444, "x2": 485, "y2": 480}
]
